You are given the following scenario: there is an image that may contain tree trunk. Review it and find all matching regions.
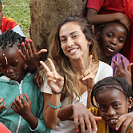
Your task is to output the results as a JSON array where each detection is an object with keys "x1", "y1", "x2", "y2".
[{"x1": 30, "y1": 0, "x2": 88, "y2": 61}]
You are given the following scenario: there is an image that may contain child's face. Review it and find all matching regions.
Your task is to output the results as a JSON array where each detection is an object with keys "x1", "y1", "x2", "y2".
[
  {"x1": 0, "y1": 44, "x2": 26, "y2": 83},
  {"x1": 96, "y1": 88, "x2": 131, "y2": 129},
  {"x1": 99, "y1": 22, "x2": 127, "y2": 57}
]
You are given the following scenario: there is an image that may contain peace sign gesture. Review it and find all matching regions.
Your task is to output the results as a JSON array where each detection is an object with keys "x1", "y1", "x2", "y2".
[
  {"x1": 40, "y1": 58, "x2": 64, "y2": 94},
  {"x1": 79, "y1": 55, "x2": 95, "y2": 90},
  {"x1": 113, "y1": 55, "x2": 133, "y2": 86}
]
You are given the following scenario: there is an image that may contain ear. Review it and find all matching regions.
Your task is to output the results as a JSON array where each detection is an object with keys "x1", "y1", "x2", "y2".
[
  {"x1": 127, "y1": 97, "x2": 133, "y2": 109},
  {"x1": 88, "y1": 41, "x2": 92, "y2": 46}
]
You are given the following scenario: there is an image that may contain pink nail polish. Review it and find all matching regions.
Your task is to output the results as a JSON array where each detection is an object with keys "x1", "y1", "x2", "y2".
[
  {"x1": 19, "y1": 50, "x2": 21, "y2": 53},
  {"x1": 94, "y1": 128, "x2": 97, "y2": 131},
  {"x1": 25, "y1": 93, "x2": 27, "y2": 96},
  {"x1": 29, "y1": 39, "x2": 32, "y2": 42},
  {"x1": 115, "y1": 127, "x2": 118, "y2": 130},
  {"x1": 25, "y1": 38, "x2": 28, "y2": 42},
  {"x1": 76, "y1": 130, "x2": 79, "y2": 132},
  {"x1": 21, "y1": 42, "x2": 25, "y2": 46}
]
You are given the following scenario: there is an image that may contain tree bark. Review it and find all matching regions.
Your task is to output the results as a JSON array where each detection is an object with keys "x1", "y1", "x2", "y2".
[{"x1": 30, "y1": 0, "x2": 88, "y2": 61}]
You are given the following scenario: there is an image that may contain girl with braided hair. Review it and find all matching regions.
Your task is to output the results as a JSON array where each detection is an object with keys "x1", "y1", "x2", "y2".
[
  {"x1": 0, "y1": 30, "x2": 50, "y2": 133},
  {"x1": 58, "y1": 76, "x2": 133, "y2": 133}
]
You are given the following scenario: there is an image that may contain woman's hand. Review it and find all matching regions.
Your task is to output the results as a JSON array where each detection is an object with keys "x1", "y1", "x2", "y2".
[
  {"x1": 19, "y1": 39, "x2": 47, "y2": 73},
  {"x1": 72, "y1": 103, "x2": 101, "y2": 133},
  {"x1": 40, "y1": 58, "x2": 64, "y2": 93},
  {"x1": 79, "y1": 55, "x2": 95, "y2": 90},
  {"x1": 113, "y1": 55, "x2": 133, "y2": 86}
]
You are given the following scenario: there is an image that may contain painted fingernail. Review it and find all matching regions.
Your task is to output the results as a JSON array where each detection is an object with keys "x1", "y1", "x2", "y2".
[
  {"x1": 115, "y1": 127, "x2": 118, "y2": 130},
  {"x1": 76, "y1": 130, "x2": 79, "y2": 132},
  {"x1": 25, "y1": 38, "x2": 28, "y2": 42},
  {"x1": 21, "y1": 42, "x2": 25, "y2": 46},
  {"x1": 29, "y1": 39, "x2": 32, "y2": 42},
  {"x1": 19, "y1": 50, "x2": 21, "y2": 53},
  {"x1": 25, "y1": 93, "x2": 27, "y2": 96},
  {"x1": 94, "y1": 128, "x2": 97, "y2": 131},
  {"x1": 121, "y1": 55, "x2": 123, "y2": 58}
]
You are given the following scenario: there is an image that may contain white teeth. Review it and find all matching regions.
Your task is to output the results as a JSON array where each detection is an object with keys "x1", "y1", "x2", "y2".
[
  {"x1": 110, "y1": 119, "x2": 116, "y2": 122},
  {"x1": 70, "y1": 49, "x2": 77, "y2": 54}
]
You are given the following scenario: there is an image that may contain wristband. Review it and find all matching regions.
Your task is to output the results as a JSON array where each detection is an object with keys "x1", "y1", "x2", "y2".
[{"x1": 48, "y1": 101, "x2": 62, "y2": 109}]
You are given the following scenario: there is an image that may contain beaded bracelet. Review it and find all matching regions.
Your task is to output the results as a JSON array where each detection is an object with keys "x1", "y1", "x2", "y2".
[
  {"x1": 52, "y1": 87, "x2": 64, "y2": 94},
  {"x1": 48, "y1": 100, "x2": 62, "y2": 109}
]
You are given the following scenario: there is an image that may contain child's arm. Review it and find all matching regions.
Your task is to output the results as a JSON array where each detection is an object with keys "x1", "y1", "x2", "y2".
[
  {"x1": 87, "y1": 8, "x2": 131, "y2": 30},
  {"x1": 11, "y1": 93, "x2": 38, "y2": 129},
  {"x1": 19, "y1": 39, "x2": 47, "y2": 73},
  {"x1": 11, "y1": 93, "x2": 50, "y2": 132},
  {"x1": 58, "y1": 103, "x2": 101, "y2": 133},
  {"x1": 116, "y1": 111, "x2": 133, "y2": 133}
]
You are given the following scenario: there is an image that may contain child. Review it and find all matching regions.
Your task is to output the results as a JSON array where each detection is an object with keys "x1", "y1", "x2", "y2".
[
  {"x1": 97, "y1": 21, "x2": 133, "y2": 86},
  {"x1": 86, "y1": 0, "x2": 133, "y2": 85},
  {"x1": 0, "y1": 0, "x2": 25, "y2": 37},
  {"x1": 0, "y1": 30, "x2": 50, "y2": 133},
  {"x1": 58, "y1": 76, "x2": 133, "y2": 133}
]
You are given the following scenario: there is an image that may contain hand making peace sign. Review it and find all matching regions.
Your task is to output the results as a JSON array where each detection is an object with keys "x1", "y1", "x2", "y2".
[
  {"x1": 40, "y1": 58, "x2": 64, "y2": 94},
  {"x1": 79, "y1": 55, "x2": 95, "y2": 90}
]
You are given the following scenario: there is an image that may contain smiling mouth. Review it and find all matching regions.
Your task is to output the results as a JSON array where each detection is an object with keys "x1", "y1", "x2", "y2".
[
  {"x1": 108, "y1": 119, "x2": 118, "y2": 125},
  {"x1": 107, "y1": 46, "x2": 115, "y2": 52},
  {"x1": 68, "y1": 48, "x2": 78, "y2": 55}
]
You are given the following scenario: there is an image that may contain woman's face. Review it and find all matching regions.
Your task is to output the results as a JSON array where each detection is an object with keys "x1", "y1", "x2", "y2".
[
  {"x1": 99, "y1": 22, "x2": 127, "y2": 57},
  {"x1": 59, "y1": 22, "x2": 91, "y2": 61},
  {"x1": 96, "y1": 88, "x2": 131, "y2": 130}
]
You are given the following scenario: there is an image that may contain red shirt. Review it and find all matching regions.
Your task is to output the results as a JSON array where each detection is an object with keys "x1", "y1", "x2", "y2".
[
  {"x1": 1, "y1": 17, "x2": 18, "y2": 33},
  {"x1": 87, "y1": 0, "x2": 126, "y2": 14}
]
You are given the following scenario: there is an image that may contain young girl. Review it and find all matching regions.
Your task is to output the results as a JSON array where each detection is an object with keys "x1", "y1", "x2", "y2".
[
  {"x1": 39, "y1": 16, "x2": 113, "y2": 133},
  {"x1": 97, "y1": 21, "x2": 133, "y2": 85},
  {"x1": 58, "y1": 76, "x2": 133, "y2": 133},
  {"x1": 0, "y1": 30, "x2": 50, "y2": 133}
]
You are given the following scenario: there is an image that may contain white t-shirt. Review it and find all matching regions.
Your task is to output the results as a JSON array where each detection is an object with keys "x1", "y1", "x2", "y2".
[{"x1": 41, "y1": 61, "x2": 113, "y2": 133}]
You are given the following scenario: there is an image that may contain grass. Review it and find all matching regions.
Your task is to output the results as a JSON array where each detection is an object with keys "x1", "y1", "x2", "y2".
[{"x1": 2, "y1": 0, "x2": 30, "y2": 38}]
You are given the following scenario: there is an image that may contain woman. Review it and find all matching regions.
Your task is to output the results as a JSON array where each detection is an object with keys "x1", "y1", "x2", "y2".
[{"x1": 39, "y1": 16, "x2": 113, "y2": 133}]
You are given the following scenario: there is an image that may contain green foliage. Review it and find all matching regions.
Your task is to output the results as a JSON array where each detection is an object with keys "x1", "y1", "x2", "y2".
[{"x1": 2, "y1": 0, "x2": 30, "y2": 38}]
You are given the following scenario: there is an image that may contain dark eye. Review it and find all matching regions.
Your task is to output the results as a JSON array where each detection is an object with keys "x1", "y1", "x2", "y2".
[
  {"x1": 99, "y1": 105, "x2": 107, "y2": 111},
  {"x1": 107, "y1": 33, "x2": 113, "y2": 38},
  {"x1": 60, "y1": 38, "x2": 66, "y2": 43},
  {"x1": 72, "y1": 33, "x2": 78, "y2": 39},
  {"x1": 119, "y1": 38, "x2": 124, "y2": 43},
  {"x1": 0, "y1": 65, "x2": 6, "y2": 69},
  {"x1": 113, "y1": 104, "x2": 120, "y2": 109},
  {"x1": 11, "y1": 62, "x2": 18, "y2": 67}
]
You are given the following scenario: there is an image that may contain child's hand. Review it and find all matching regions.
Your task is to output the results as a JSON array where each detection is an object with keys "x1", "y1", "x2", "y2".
[
  {"x1": 116, "y1": 12, "x2": 131, "y2": 31},
  {"x1": 113, "y1": 55, "x2": 133, "y2": 86},
  {"x1": 11, "y1": 93, "x2": 31, "y2": 119},
  {"x1": 19, "y1": 39, "x2": 47, "y2": 73},
  {"x1": 34, "y1": 73, "x2": 44, "y2": 87},
  {"x1": 0, "y1": 97, "x2": 6, "y2": 111},
  {"x1": 116, "y1": 112, "x2": 133, "y2": 133},
  {"x1": 79, "y1": 55, "x2": 95, "y2": 90},
  {"x1": 40, "y1": 58, "x2": 64, "y2": 94},
  {"x1": 72, "y1": 103, "x2": 101, "y2": 133}
]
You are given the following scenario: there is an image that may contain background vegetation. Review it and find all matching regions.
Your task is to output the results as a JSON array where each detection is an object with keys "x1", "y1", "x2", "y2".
[{"x1": 2, "y1": 0, "x2": 30, "y2": 38}]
